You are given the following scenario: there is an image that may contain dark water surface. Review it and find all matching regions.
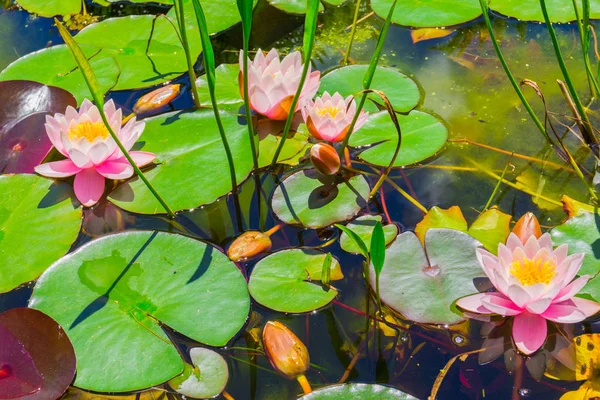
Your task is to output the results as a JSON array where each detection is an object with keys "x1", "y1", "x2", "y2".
[{"x1": 0, "y1": 0, "x2": 598, "y2": 398}]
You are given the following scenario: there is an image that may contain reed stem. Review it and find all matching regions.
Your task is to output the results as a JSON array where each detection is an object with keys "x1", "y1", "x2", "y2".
[
  {"x1": 343, "y1": 0, "x2": 362, "y2": 65},
  {"x1": 173, "y1": 0, "x2": 201, "y2": 109},
  {"x1": 572, "y1": 0, "x2": 600, "y2": 97}
]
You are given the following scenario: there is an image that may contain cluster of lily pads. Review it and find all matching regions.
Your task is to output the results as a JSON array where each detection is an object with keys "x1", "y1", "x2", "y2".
[{"x1": 2, "y1": 0, "x2": 600, "y2": 399}]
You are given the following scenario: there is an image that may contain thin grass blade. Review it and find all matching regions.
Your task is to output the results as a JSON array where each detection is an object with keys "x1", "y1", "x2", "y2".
[{"x1": 335, "y1": 224, "x2": 369, "y2": 259}]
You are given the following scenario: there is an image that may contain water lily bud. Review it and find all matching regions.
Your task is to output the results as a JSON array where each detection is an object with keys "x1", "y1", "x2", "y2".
[
  {"x1": 310, "y1": 143, "x2": 340, "y2": 176},
  {"x1": 262, "y1": 321, "x2": 310, "y2": 380},
  {"x1": 511, "y1": 212, "x2": 542, "y2": 244},
  {"x1": 227, "y1": 231, "x2": 272, "y2": 262},
  {"x1": 133, "y1": 84, "x2": 181, "y2": 114}
]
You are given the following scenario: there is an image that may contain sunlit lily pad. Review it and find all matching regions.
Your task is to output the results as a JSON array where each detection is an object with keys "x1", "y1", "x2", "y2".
[
  {"x1": 169, "y1": 348, "x2": 229, "y2": 399},
  {"x1": 271, "y1": 170, "x2": 370, "y2": 229},
  {"x1": 340, "y1": 215, "x2": 398, "y2": 254},
  {"x1": 371, "y1": 229, "x2": 484, "y2": 324},
  {"x1": 490, "y1": 0, "x2": 600, "y2": 23},
  {"x1": 349, "y1": 110, "x2": 448, "y2": 167},
  {"x1": 0, "y1": 45, "x2": 120, "y2": 105},
  {"x1": 266, "y1": 0, "x2": 325, "y2": 14},
  {"x1": 415, "y1": 206, "x2": 511, "y2": 253},
  {"x1": 196, "y1": 64, "x2": 243, "y2": 111},
  {"x1": 371, "y1": 0, "x2": 482, "y2": 28},
  {"x1": 0, "y1": 174, "x2": 82, "y2": 293},
  {"x1": 300, "y1": 383, "x2": 418, "y2": 399},
  {"x1": 29, "y1": 231, "x2": 250, "y2": 392},
  {"x1": 15, "y1": 0, "x2": 81, "y2": 17},
  {"x1": 550, "y1": 212, "x2": 600, "y2": 301},
  {"x1": 0, "y1": 80, "x2": 77, "y2": 174},
  {"x1": 318, "y1": 65, "x2": 421, "y2": 113},
  {"x1": 249, "y1": 248, "x2": 343, "y2": 313},
  {"x1": 0, "y1": 308, "x2": 76, "y2": 400},
  {"x1": 109, "y1": 109, "x2": 253, "y2": 214}
]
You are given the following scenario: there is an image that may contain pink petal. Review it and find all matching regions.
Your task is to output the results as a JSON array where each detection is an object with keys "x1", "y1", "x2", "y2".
[
  {"x1": 45, "y1": 116, "x2": 67, "y2": 156},
  {"x1": 553, "y1": 244, "x2": 569, "y2": 265},
  {"x1": 249, "y1": 85, "x2": 271, "y2": 115},
  {"x1": 129, "y1": 151, "x2": 156, "y2": 167},
  {"x1": 525, "y1": 297, "x2": 552, "y2": 314},
  {"x1": 67, "y1": 148, "x2": 92, "y2": 169},
  {"x1": 456, "y1": 293, "x2": 493, "y2": 314},
  {"x1": 506, "y1": 233, "x2": 524, "y2": 251},
  {"x1": 34, "y1": 159, "x2": 82, "y2": 178},
  {"x1": 553, "y1": 275, "x2": 590, "y2": 303},
  {"x1": 571, "y1": 297, "x2": 600, "y2": 318},
  {"x1": 507, "y1": 285, "x2": 532, "y2": 308},
  {"x1": 512, "y1": 312, "x2": 547, "y2": 355},
  {"x1": 88, "y1": 142, "x2": 111, "y2": 165},
  {"x1": 538, "y1": 233, "x2": 553, "y2": 251},
  {"x1": 480, "y1": 293, "x2": 522, "y2": 316},
  {"x1": 95, "y1": 159, "x2": 134, "y2": 180},
  {"x1": 541, "y1": 301, "x2": 586, "y2": 323},
  {"x1": 523, "y1": 235, "x2": 541, "y2": 258},
  {"x1": 79, "y1": 99, "x2": 94, "y2": 114},
  {"x1": 74, "y1": 168, "x2": 105, "y2": 207}
]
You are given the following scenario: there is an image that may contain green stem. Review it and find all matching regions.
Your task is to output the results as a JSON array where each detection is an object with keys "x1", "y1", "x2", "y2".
[
  {"x1": 483, "y1": 152, "x2": 513, "y2": 210},
  {"x1": 343, "y1": 0, "x2": 362, "y2": 65},
  {"x1": 572, "y1": 0, "x2": 600, "y2": 97},
  {"x1": 339, "y1": 0, "x2": 397, "y2": 156},
  {"x1": 478, "y1": 0, "x2": 551, "y2": 144},
  {"x1": 270, "y1": 0, "x2": 320, "y2": 168},
  {"x1": 55, "y1": 19, "x2": 175, "y2": 217},
  {"x1": 540, "y1": 0, "x2": 597, "y2": 147},
  {"x1": 174, "y1": 0, "x2": 201, "y2": 109}
]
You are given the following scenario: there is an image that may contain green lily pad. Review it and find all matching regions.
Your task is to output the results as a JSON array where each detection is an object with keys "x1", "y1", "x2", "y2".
[
  {"x1": 75, "y1": 15, "x2": 199, "y2": 91},
  {"x1": 300, "y1": 383, "x2": 418, "y2": 399},
  {"x1": 340, "y1": 215, "x2": 398, "y2": 254},
  {"x1": 490, "y1": 0, "x2": 600, "y2": 23},
  {"x1": 318, "y1": 65, "x2": 421, "y2": 113},
  {"x1": 349, "y1": 110, "x2": 448, "y2": 167},
  {"x1": 266, "y1": 0, "x2": 325, "y2": 14},
  {"x1": 109, "y1": 109, "x2": 253, "y2": 214},
  {"x1": 550, "y1": 212, "x2": 600, "y2": 300},
  {"x1": 196, "y1": 64, "x2": 243, "y2": 111},
  {"x1": 29, "y1": 231, "x2": 250, "y2": 392},
  {"x1": 0, "y1": 174, "x2": 81, "y2": 294},
  {"x1": 248, "y1": 248, "x2": 343, "y2": 313},
  {"x1": 371, "y1": 0, "x2": 482, "y2": 28},
  {"x1": 0, "y1": 45, "x2": 120, "y2": 105},
  {"x1": 169, "y1": 348, "x2": 229, "y2": 399},
  {"x1": 169, "y1": 0, "x2": 253, "y2": 38},
  {"x1": 371, "y1": 228, "x2": 484, "y2": 324},
  {"x1": 271, "y1": 170, "x2": 370, "y2": 229},
  {"x1": 16, "y1": 0, "x2": 81, "y2": 17}
]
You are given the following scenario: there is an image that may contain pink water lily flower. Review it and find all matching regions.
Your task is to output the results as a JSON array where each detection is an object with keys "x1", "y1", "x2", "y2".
[
  {"x1": 301, "y1": 91, "x2": 368, "y2": 143},
  {"x1": 457, "y1": 233, "x2": 600, "y2": 355},
  {"x1": 239, "y1": 48, "x2": 320, "y2": 121},
  {"x1": 34, "y1": 99, "x2": 155, "y2": 207}
]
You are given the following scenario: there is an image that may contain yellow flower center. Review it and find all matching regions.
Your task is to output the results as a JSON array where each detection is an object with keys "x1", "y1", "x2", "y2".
[
  {"x1": 316, "y1": 106, "x2": 341, "y2": 119},
  {"x1": 509, "y1": 258, "x2": 556, "y2": 286},
  {"x1": 68, "y1": 121, "x2": 109, "y2": 142}
]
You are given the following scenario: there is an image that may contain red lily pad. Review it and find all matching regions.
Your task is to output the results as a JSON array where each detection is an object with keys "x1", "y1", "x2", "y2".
[
  {"x1": 0, "y1": 308, "x2": 76, "y2": 400},
  {"x1": 0, "y1": 80, "x2": 76, "y2": 174}
]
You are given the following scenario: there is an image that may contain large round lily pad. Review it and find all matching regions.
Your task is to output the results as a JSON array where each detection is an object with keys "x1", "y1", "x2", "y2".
[
  {"x1": 340, "y1": 215, "x2": 398, "y2": 254},
  {"x1": 300, "y1": 383, "x2": 418, "y2": 399},
  {"x1": 109, "y1": 109, "x2": 253, "y2": 214},
  {"x1": 0, "y1": 308, "x2": 76, "y2": 400},
  {"x1": 318, "y1": 65, "x2": 421, "y2": 113},
  {"x1": 267, "y1": 0, "x2": 325, "y2": 14},
  {"x1": 29, "y1": 231, "x2": 250, "y2": 392},
  {"x1": 16, "y1": 0, "x2": 80, "y2": 17},
  {"x1": 371, "y1": 0, "x2": 482, "y2": 28},
  {"x1": 490, "y1": 0, "x2": 600, "y2": 23},
  {"x1": 550, "y1": 212, "x2": 600, "y2": 301},
  {"x1": 349, "y1": 110, "x2": 448, "y2": 167},
  {"x1": 75, "y1": 15, "x2": 200, "y2": 91},
  {"x1": 0, "y1": 174, "x2": 82, "y2": 294},
  {"x1": 0, "y1": 80, "x2": 77, "y2": 174},
  {"x1": 249, "y1": 248, "x2": 344, "y2": 313},
  {"x1": 169, "y1": 348, "x2": 229, "y2": 399},
  {"x1": 271, "y1": 170, "x2": 370, "y2": 229},
  {"x1": 371, "y1": 228, "x2": 484, "y2": 324},
  {"x1": 0, "y1": 45, "x2": 120, "y2": 105}
]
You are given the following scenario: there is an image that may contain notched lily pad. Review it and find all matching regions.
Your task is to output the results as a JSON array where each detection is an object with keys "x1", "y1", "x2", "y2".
[
  {"x1": 271, "y1": 169, "x2": 370, "y2": 229},
  {"x1": 249, "y1": 248, "x2": 343, "y2": 313},
  {"x1": 349, "y1": 110, "x2": 448, "y2": 167},
  {"x1": 30, "y1": 231, "x2": 249, "y2": 392},
  {"x1": 318, "y1": 65, "x2": 421, "y2": 113},
  {"x1": 0, "y1": 308, "x2": 76, "y2": 400},
  {"x1": 371, "y1": 228, "x2": 484, "y2": 324},
  {"x1": 489, "y1": 0, "x2": 600, "y2": 23},
  {"x1": 340, "y1": 215, "x2": 398, "y2": 254},
  {"x1": 0, "y1": 80, "x2": 77, "y2": 174},
  {"x1": 0, "y1": 174, "x2": 82, "y2": 294},
  {"x1": 371, "y1": 0, "x2": 482, "y2": 28},
  {"x1": 300, "y1": 383, "x2": 418, "y2": 399},
  {"x1": 169, "y1": 348, "x2": 229, "y2": 399}
]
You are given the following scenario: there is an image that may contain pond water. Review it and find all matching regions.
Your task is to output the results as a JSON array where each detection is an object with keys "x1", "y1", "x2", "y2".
[{"x1": 1, "y1": 0, "x2": 599, "y2": 399}]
